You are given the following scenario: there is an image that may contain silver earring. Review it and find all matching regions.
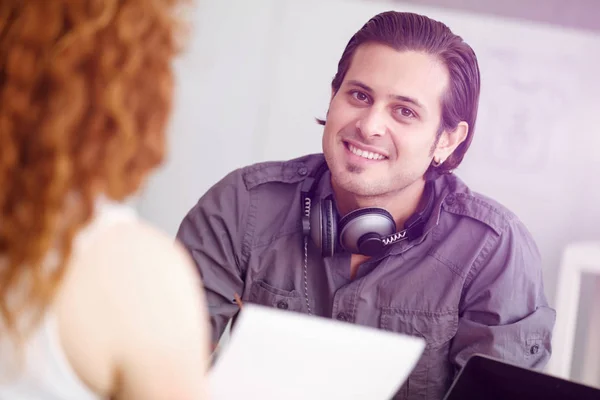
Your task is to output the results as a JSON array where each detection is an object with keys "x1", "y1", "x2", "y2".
[{"x1": 432, "y1": 157, "x2": 443, "y2": 167}]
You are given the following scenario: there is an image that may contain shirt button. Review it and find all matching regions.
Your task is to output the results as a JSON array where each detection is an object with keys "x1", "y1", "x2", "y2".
[
  {"x1": 530, "y1": 344, "x2": 540, "y2": 354},
  {"x1": 336, "y1": 312, "x2": 349, "y2": 321},
  {"x1": 276, "y1": 300, "x2": 289, "y2": 310},
  {"x1": 297, "y1": 166, "x2": 308, "y2": 176},
  {"x1": 446, "y1": 194, "x2": 456, "y2": 205}
]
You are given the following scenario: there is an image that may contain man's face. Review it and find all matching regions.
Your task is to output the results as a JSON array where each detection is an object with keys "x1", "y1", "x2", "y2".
[{"x1": 322, "y1": 43, "x2": 453, "y2": 198}]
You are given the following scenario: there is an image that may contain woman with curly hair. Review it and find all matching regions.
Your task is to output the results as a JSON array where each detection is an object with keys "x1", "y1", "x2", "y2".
[{"x1": 0, "y1": 1, "x2": 210, "y2": 399}]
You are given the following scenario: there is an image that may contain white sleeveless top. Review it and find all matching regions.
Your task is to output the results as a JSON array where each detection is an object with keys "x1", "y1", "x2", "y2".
[{"x1": 0, "y1": 199, "x2": 137, "y2": 400}]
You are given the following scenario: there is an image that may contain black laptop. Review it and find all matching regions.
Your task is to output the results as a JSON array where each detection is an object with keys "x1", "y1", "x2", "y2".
[{"x1": 443, "y1": 354, "x2": 600, "y2": 400}]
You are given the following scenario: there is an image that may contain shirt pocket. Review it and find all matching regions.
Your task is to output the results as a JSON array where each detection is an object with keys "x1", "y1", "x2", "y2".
[
  {"x1": 380, "y1": 308, "x2": 458, "y2": 400},
  {"x1": 248, "y1": 280, "x2": 304, "y2": 312}
]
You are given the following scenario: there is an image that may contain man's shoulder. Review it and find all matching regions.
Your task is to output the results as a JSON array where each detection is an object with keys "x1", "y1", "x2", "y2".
[
  {"x1": 197, "y1": 153, "x2": 323, "y2": 210},
  {"x1": 230, "y1": 153, "x2": 325, "y2": 191},
  {"x1": 431, "y1": 175, "x2": 542, "y2": 282},
  {"x1": 439, "y1": 174, "x2": 524, "y2": 236}
]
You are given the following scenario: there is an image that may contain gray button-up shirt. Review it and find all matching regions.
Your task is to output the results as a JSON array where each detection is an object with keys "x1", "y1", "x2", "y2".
[{"x1": 177, "y1": 153, "x2": 556, "y2": 400}]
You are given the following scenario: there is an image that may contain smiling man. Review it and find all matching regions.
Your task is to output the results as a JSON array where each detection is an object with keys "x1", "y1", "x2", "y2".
[{"x1": 177, "y1": 11, "x2": 555, "y2": 400}]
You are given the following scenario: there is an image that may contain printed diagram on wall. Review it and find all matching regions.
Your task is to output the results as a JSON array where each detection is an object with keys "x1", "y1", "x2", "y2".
[{"x1": 476, "y1": 47, "x2": 583, "y2": 172}]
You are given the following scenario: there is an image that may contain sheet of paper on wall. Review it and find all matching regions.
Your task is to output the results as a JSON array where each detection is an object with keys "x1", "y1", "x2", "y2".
[{"x1": 208, "y1": 304, "x2": 426, "y2": 400}]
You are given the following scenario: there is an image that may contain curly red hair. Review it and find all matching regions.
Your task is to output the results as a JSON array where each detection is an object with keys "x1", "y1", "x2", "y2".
[{"x1": 0, "y1": 0, "x2": 188, "y2": 341}]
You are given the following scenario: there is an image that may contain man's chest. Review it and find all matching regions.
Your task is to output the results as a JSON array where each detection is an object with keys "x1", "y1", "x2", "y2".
[
  {"x1": 241, "y1": 232, "x2": 464, "y2": 324},
  {"x1": 241, "y1": 234, "x2": 465, "y2": 400}
]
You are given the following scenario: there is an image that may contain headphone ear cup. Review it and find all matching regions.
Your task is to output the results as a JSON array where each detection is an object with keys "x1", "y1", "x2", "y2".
[
  {"x1": 321, "y1": 199, "x2": 338, "y2": 257},
  {"x1": 309, "y1": 198, "x2": 322, "y2": 253},
  {"x1": 309, "y1": 197, "x2": 338, "y2": 257},
  {"x1": 338, "y1": 207, "x2": 396, "y2": 255}
]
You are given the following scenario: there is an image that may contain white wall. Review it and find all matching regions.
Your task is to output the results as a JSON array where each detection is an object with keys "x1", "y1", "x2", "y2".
[
  {"x1": 135, "y1": 0, "x2": 600, "y2": 381},
  {"x1": 136, "y1": 0, "x2": 282, "y2": 234}
]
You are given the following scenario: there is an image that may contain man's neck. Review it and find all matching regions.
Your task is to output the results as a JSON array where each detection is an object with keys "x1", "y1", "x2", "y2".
[{"x1": 332, "y1": 178, "x2": 426, "y2": 230}]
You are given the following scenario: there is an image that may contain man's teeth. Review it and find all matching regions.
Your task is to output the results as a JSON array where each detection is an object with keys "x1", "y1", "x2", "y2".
[{"x1": 348, "y1": 144, "x2": 386, "y2": 160}]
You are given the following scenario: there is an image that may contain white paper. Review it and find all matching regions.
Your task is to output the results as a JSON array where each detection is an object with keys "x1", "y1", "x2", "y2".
[{"x1": 209, "y1": 304, "x2": 425, "y2": 400}]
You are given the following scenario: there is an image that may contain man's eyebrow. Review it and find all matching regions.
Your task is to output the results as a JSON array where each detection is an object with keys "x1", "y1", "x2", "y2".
[
  {"x1": 347, "y1": 80, "x2": 374, "y2": 94},
  {"x1": 346, "y1": 79, "x2": 425, "y2": 110}
]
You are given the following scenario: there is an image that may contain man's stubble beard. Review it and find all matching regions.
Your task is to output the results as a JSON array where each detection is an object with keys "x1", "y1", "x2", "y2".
[
  {"x1": 338, "y1": 163, "x2": 390, "y2": 198},
  {"x1": 345, "y1": 163, "x2": 363, "y2": 174},
  {"x1": 339, "y1": 162, "x2": 423, "y2": 199}
]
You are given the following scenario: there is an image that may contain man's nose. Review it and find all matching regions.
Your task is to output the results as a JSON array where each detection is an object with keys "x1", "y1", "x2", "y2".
[{"x1": 356, "y1": 108, "x2": 387, "y2": 139}]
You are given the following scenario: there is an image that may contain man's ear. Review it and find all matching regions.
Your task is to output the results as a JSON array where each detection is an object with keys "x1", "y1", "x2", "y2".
[{"x1": 433, "y1": 121, "x2": 468, "y2": 162}]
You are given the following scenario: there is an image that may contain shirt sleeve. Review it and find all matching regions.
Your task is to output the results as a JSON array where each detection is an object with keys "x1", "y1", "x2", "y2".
[
  {"x1": 448, "y1": 218, "x2": 556, "y2": 374},
  {"x1": 175, "y1": 169, "x2": 252, "y2": 344}
]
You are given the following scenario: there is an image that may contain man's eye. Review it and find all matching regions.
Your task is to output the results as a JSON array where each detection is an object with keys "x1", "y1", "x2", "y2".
[
  {"x1": 351, "y1": 91, "x2": 369, "y2": 102},
  {"x1": 396, "y1": 107, "x2": 415, "y2": 118}
]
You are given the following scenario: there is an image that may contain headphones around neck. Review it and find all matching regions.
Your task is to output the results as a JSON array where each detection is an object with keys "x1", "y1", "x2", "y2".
[{"x1": 301, "y1": 161, "x2": 435, "y2": 257}]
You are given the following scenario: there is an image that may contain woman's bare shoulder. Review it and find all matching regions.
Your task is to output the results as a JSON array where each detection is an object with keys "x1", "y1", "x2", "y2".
[{"x1": 57, "y1": 218, "x2": 210, "y2": 399}]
